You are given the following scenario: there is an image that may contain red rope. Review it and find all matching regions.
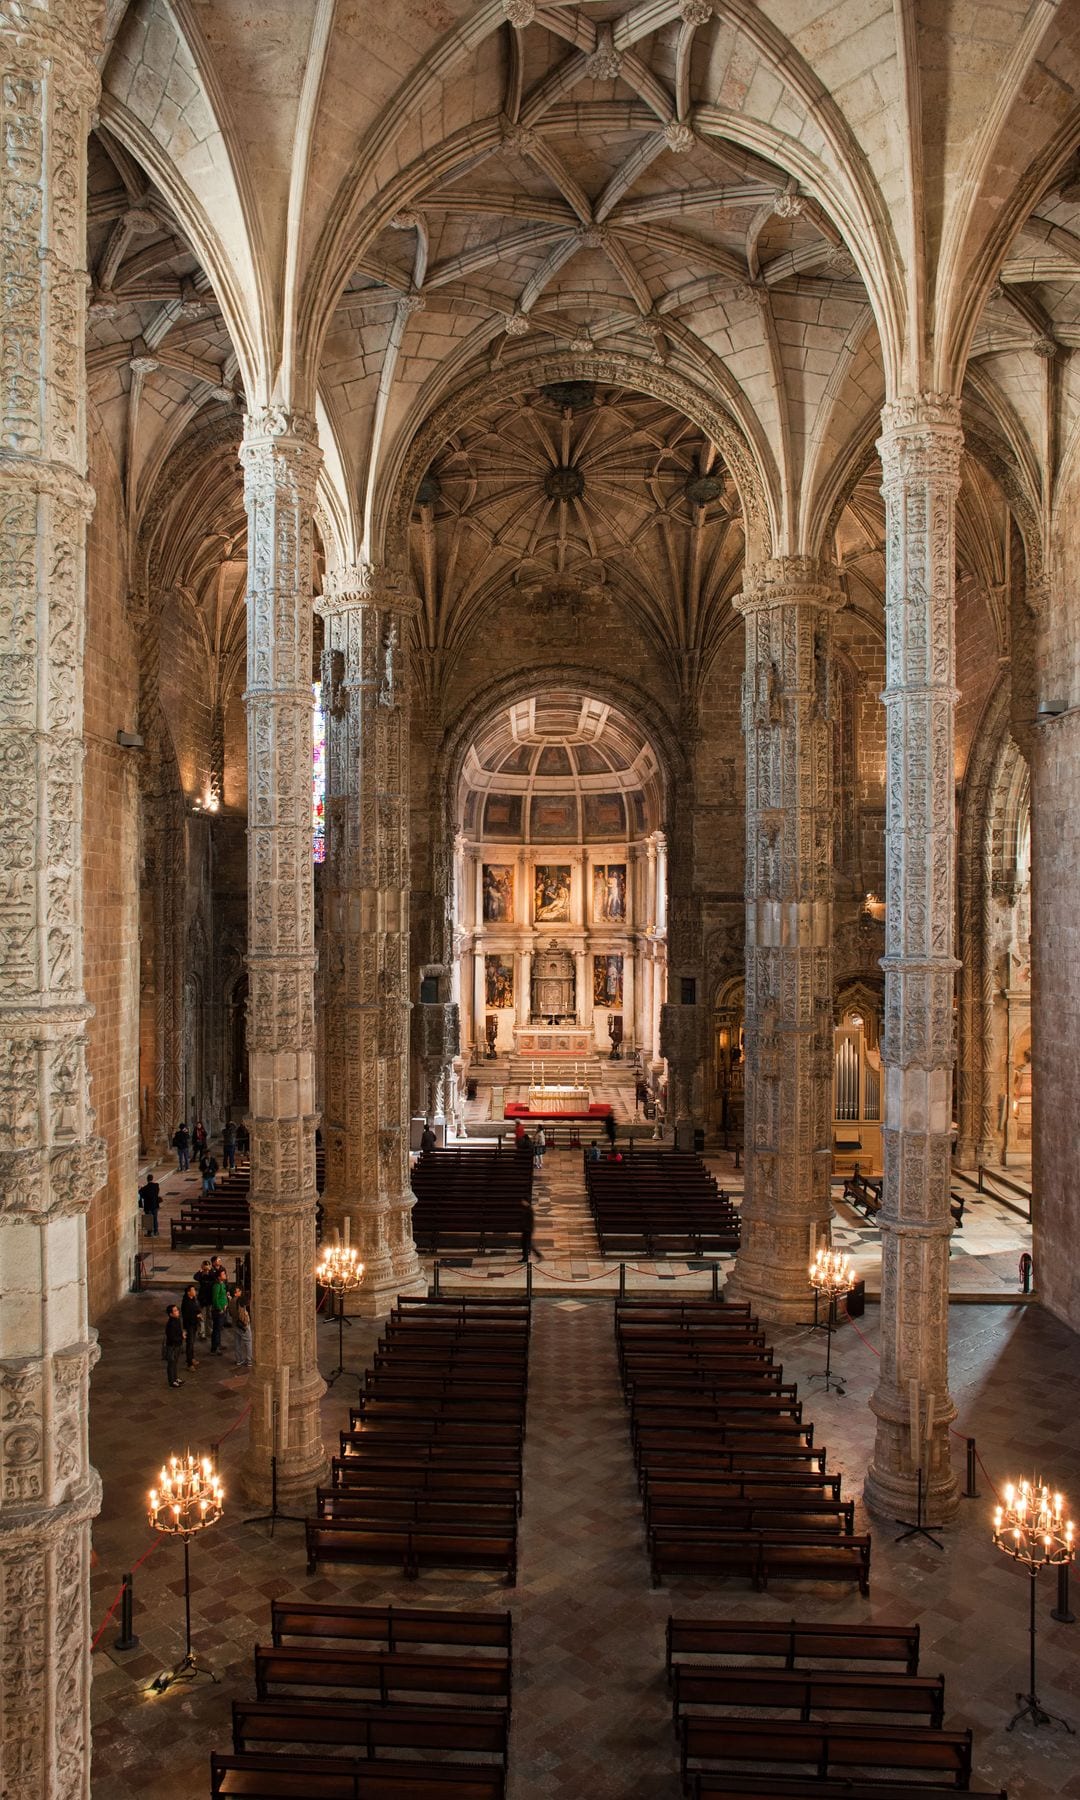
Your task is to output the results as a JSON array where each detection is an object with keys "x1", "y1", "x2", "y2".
[
  {"x1": 217, "y1": 1399, "x2": 251, "y2": 1443},
  {"x1": 90, "y1": 1534, "x2": 163, "y2": 1651}
]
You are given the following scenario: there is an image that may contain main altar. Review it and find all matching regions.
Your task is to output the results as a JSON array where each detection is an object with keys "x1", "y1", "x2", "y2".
[{"x1": 515, "y1": 1025, "x2": 592, "y2": 1058}]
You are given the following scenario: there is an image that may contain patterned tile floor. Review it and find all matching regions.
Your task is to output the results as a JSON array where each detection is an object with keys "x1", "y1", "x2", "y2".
[{"x1": 88, "y1": 1283, "x2": 1080, "y2": 1799}]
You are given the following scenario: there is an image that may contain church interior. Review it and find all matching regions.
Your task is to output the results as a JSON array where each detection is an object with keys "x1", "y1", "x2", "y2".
[{"x1": 4, "y1": 2, "x2": 1080, "y2": 1796}]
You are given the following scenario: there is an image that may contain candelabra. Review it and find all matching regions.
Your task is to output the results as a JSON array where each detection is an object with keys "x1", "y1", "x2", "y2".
[
  {"x1": 807, "y1": 1247, "x2": 854, "y2": 1395},
  {"x1": 147, "y1": 1451, "x2": 223, "y2": 1692},
  {"x1": 993, "y1": 1478, "x2": 1075, "y2": 1733},
  {"x1": 317, "y1": 1244, "x2": 365, "y2": 1385}
]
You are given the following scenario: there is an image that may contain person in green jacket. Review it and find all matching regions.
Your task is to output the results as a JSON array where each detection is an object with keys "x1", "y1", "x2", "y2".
[{"x1": 210, "y1": 1272, "x2": 229, "y2": 1354}]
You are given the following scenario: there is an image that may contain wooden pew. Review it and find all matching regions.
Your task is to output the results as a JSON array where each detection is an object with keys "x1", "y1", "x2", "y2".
[
  {"x1": 232, "y1": 1699, "x2": 508, "y2": 1763},
  {"x1": 649, "y1": 1525, "x2": 871, "y2": 1592},
  {"x1": 680, "y1": 1717, "x2": 972, "y2": 1788},
  {"x1": 666, "y1": 1617, "x2": 920, "y2": 1678},
  {"x1": 254, "y1": 1643, "x2": 512, "y2": 1707},
  {"x1": 211, "y1": 1751, "x2": 506, "y2": 1799},
  {"x1": 270, "y1": 1601, "x2": 511, "y2": 1657},
  {"x1": 691, "y1": 1780, "x2": 1005, "y2": 1800},
  {"x1": 673, "y1": 1663, "x2": 945, "y2": 1725}
]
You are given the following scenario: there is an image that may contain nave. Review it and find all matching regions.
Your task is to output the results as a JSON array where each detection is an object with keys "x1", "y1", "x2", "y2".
[{"x1": 88, "y1": 1292, "x2": 1080, "y2": 1799}]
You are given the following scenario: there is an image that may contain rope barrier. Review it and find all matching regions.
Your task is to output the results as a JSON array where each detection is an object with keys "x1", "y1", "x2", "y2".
[
  {"x1": 90, "y1": 1535, "x2": 162, "y2": 1651},
  {"x1": 216, "y1": 1399, "x2": 252, "y2": 1444}
]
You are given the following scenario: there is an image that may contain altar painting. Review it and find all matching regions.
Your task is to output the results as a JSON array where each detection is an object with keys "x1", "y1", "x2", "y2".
[
  {"x1": 594, "y1": 953, "x2": 624, "y2": 1008},
  {"x1": 485, "y1": 955, "x2": 515, "y2": 1008},
  {"x1": 482, "y1": 864, "x2": 515, "y2": 923},
  {"x1": 592, "y1": 863, "x2": 626, "y2": 922},
  {"x1": 534, "y1": 864, "x2": 571, "y2": 922}
]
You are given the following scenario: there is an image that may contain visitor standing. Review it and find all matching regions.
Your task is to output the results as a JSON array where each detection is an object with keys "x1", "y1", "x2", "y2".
[
  {"x1": 163, "y1": 1305, "x2": 184, "y2": 1388},
  {"x1": 210, "y1": 1267, "x2": 229, "y2": 1355},
  {"x1": 533, "y1": 1125, "x2": 546, "y2": 1170},
  {"x1": 604, "y1": 1110, "x2": 617, "y2": 1150},
  {"x1": 138, "y1": 1171, "x2": 161, "y2": 1237},
  {"x1": 420, "y1": 1119, "x2": 437, "y2": 1156},
  {"x1": 193, "y1": 1119, "x2": 207, "y2": 1161},
  {"x1": 223, "y1": 1120, "x2": 237, "y2": 1171},
  {"x1": 179, "y1": 1284, "x2": 200, "y2": 1369},
  {"x1": 173, "y1": 1122, "x2": 190, "y2": 1171},
  {"x1": 200, "y1": 1151, "x2": 218, "y2": 1194},
  {"x1": 196, "y1": 1260, "x2": 215, "y2": 1339},
  {"x1": 231, "y1": 1288, "x2": 252, "y2": 1366}
]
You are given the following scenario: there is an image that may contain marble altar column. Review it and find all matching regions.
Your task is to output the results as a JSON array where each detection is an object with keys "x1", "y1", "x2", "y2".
[
  {"x1": 575, "y1": 950, "x2": 589, "y2": 1029},
  {"x1": 727, "y1": 556, "x2": 842, "y2": 1321},
  {"x1": 865, "y1": 396, "x2": 963, "y2": 1523},
  {"x1": 473, "y1": 951, "x2": 486, "y2": 1054},
  {"x1": 0, "y1": 8, "x2": 105, "y2": 1792},
  {"x1": 622, "y1": 957, "x2": 635, "y2": 1052},
  {"x1": 318, "y1": 565, "x2": 426, "y2": 1317},
  {"x1": 239, "y1": 407, "x2": 325, "y2": 1504},
  {"x1": 516, "y1": 951, "x2": 531, "y2": 1027}
]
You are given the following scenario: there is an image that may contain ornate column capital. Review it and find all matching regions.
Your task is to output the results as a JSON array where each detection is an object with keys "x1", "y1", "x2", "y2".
[
  {"x1": 320, "y1": 561, "x2": 420, "y2": 617},
  {"x1": 239, "y1": 406, "x2": 321, "y2": 502},
  {"x1": 734, "y1": 555, "x2": 843, "y2": 614},
  {"x1": 877, "y1": 393, "x2": 963, "y2": 491}
]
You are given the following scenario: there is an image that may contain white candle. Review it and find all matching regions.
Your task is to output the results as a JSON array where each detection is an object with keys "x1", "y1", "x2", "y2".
[
  {"x1": 344, "y1": 1214, "x2": 351, "y2": 1247},
  {"x1": 263, "y1": 1381, "x2": 274, "y2": 1450},
  {"x1": 923, "y1": 1391, "x2": 935, "y2": 1450},
  {"x1": 277, "y1": 1365, "x2": 290, "y2": 1457},
  {"x1": 908, "y1": 1379, "x2": 921, "y2": 1459}
]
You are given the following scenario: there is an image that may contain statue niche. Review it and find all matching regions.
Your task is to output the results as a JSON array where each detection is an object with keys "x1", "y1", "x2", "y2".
[{"x1": 531, "y1": 945, "x2": 575, "y2": 1021}]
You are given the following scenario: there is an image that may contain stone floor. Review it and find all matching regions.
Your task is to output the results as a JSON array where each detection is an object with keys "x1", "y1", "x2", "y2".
[{"x1": 89, "y1": 1280, "x2": 1080, "y2": 1799}]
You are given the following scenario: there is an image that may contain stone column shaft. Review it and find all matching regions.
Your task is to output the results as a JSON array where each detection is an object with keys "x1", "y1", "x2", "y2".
[
  {"x1": 319, "y1": 566, "x2": 425, "y2": 1316},
  {"x1": 0, "y1": 7, "x2": 104, "y2": 1795},
  {"x1": 239, "y1": 408, "x2": 325, "y2": 1505},
  {"x1": 727, "y1": 558, "x2": 841, "y2": 1320},
  {"x1": 865, "y1": 396, "x2": 963, "y2": 1523}
]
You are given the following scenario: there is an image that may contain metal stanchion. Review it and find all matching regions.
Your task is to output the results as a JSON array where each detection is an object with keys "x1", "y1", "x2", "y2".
[
  {"x1": 113, "y1": 1573, "x2": 139, "y2": 1652},
  {"x1": 964, "y1": 1438, "x2": 980, "y2": 1499},
  {"x1": 526, "y1": 1261, "x2": 533, "y2": 1301},
  {"x1": 1052, "y1": 1562, "x2": 1076, "y2": 1626},
  {"x1": 711, "y1": 1263, "x2": 719, "y2": 1301},
  {"x1": 619, "y1": 1262, "x2": 626, "y2": 1299},
  {"x1": 433, "y1": 1259, "x2": 441, "y2": 1297}
]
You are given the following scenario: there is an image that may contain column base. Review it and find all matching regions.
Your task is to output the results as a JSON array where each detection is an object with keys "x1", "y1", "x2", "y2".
[
  {"x1": 351, "y1": 1263, "x2": 428, "y2": 1319},
  {"x1": 240, "y1": 1437, "x2": 328, "y2": 1510},
  {"x1": 722, "y1": 1266, "x2": 817, "y2": 1326},
  {"x1": 863, "y1": 1453, "x2": 960, "y2": 1527}
]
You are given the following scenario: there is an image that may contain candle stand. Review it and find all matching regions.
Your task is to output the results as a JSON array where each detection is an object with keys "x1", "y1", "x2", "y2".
[
  {"x1": 317, "y1": 1245, "x2": 365, "y2": 1386},
  {"x1": 807, "y1": 1248, "x2": 854, "y2": 1397},
  {"x1": 993, "y1": 1478, "x2": 1075, "y2": 1733},
  {"x1": 243, "y1": 1385, "x2": 306, "y2": 1536},
  {"x1": 146, "y1": 1451, "x2": 223, "y2": 1692}
]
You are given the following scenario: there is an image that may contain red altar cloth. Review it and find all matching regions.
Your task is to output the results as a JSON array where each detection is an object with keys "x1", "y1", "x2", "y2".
[{"x1": 504, "y1": 1102, "x2": 612, "y2": 1122}]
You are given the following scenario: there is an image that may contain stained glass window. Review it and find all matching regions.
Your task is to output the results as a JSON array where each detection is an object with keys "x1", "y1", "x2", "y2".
[{"x1": 312, "y1": 681, "x2": 326, "y2": 863}]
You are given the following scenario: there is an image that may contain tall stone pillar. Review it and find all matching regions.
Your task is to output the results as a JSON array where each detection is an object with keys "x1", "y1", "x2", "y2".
[
  {"x1": 318, "y1": 565, "x2": 426, "y2": 1317},
  {"x1": 239, "y1": 408, "x2": 325, "y2": 1505},
  {"x1": 0, "y1": 7, "x2": 104, "y2": 1795},
  {"x1": 865, "y1": 396, "x2": 963, "y2": 1524},
  {"x1": 727, "y1": 557, "x2": 841, "y2": 1320}
]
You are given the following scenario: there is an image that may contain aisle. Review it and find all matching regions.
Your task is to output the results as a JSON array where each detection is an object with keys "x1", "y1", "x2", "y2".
[{"x1": 511, "y1": 1297, "x2": 678, "y2": 1799}]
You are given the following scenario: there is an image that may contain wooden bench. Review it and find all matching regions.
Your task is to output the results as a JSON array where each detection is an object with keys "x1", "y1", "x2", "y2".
[
  {"x1": 647, "y1": 1496, "x2": 856, "y2": 1538},
  {"x1": 691, "y1": 1780, "x2": 1004, "y2": 1800},
  {"x1": 639, "y1": 1443, "x2": 827, "y2": 1481},
  {"x1": 841, "y1": 1168, "x2": 882, "y2": 1219},
  {"x1": 673, "y1": 1663, "x2": 945, "y2": 1725},
  {"x1": 270, "y1": 1601, "x2": 511, "y2": 1656},
  {"x1": 680, "y1": 1717, "x2": 971, "y2": 1787},
  {"x1": 254, "y1": 1643, "x2": 512, "y2": 1706},
  {"x1": 646, "y1": 1472, "x2": 842, "y2": 1507},
  {"x1": 666, "y1": 1617, "x2": 918, "y2": 1677},
  {"x1": 305, "y1": 1515, "x2": 518, "y2": 1584},
  {"x1": 331, "y1": 1459, "x2": 523, "y2": 1515},
  {"x1": 211, "y1": 1751, "x2": 506, "y2": 1799},
  {"x1": 649, "y1": 1526, "x2": 871, "y2": 1593},
  {"x1": 232, "y1": 1699, "x2": 508, "y2": 1763}
]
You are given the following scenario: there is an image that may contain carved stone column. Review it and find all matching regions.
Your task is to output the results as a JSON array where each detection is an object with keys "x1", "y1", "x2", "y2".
[
  {"x1": 726, "y1": 558, "x2": 841, "y2": 1320},
  {"x1": 239, "y1": 408, "x2": 325, "y2": 1505},
  {"x1": 865, "y1": 396, "x2": 963, "y2": 1524},
  {"x1": 0, "y1": 6, "x2": 105, "y2": 1795},
  {"x1": 319, "y1": 566, "x2": 426, "y2": 1316}
]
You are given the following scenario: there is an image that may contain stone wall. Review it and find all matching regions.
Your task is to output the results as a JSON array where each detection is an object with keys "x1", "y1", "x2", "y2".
[{"x1": 83, "y1": 427, "x2": 140, "y2": 1320}]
